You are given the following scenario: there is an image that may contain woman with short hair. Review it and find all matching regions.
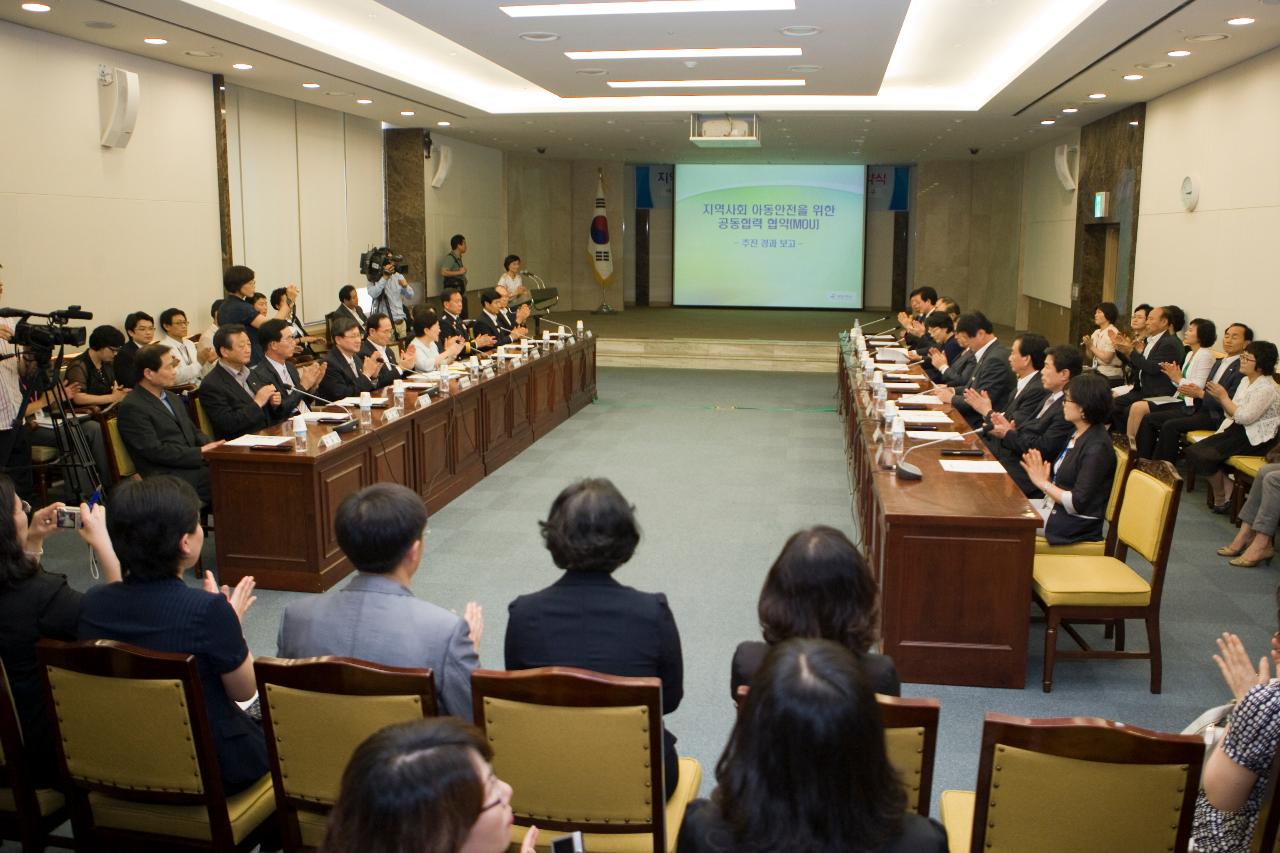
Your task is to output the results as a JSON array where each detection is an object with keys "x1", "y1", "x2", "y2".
[
  {"x1": 322, "y1": 717, "x2": 537, "y2": 853},
  {"x1": 406, "y1": 308, "x2": 463, "y2": 373},
  {"x1": 1082, "y1": 301, "x2": 1123, "y2": 383},
  {"x1": 505, "y1": 478, "x2": 684, "y2": 799},
  {"x1": 678, "y1": 639, "x2": 946, "y2": 853}
]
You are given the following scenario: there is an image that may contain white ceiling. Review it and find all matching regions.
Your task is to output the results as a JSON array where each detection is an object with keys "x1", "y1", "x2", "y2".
[{"x1": 5, "y1": 0, "x2": 1280, "y2": 163}]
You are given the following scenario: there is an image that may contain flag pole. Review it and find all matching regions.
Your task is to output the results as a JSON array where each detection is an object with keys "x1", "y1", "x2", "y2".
[{"x1": 589, "y1": 167, "x2": 617, "y2": 314}]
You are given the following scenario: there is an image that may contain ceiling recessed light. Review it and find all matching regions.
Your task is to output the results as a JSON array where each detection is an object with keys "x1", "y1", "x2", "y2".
[
  {"x1": 1040, "y1": 119, "x2": 1056, "y2": 125},
  {"x1": 400, "y1": 110, "x2": 415, "y2": 116},
  {"x1": 231, "y1": 63, "x2": 253, "y2": 70},
  {"x1": 1167, "y1": 49, "x2": 1191, "y2": 57},
  {"x1": 1089, "y1": 92, "x2": 1107, "y2": 99},
  {"x1": 1135, "y1": 62, "x2": 1173, "y2": 70},
  {"x1": 143, "y1": 37, "x2": 168, "y2": 45},
  {"x1": 437, "y1": 121, "x2": 451, "y2": 127},
  {"x1": 356, "y1": 98, "x2": 373, "y2": 104},
  {"x1": 1186, "y1": 33, "x2": 1228, "y2": 42},
  {"x1": 518, "y1": 31, "x2": 560, "y2": 42},
  {"x1": 780, "y1": 25, "x2": 821, "y2": 37},
  {"x1": 185, "y1": 49, "x2": 219, "y2": 57},
  {"x1": 301, "y1": 82, "x2": 321, "y2": 89},
  {"x1": 565, "y1": 46, "x2": 800, "y2": 60},
  {"x1": 501, "y1": 1, "x2": 795, "y2": 16},
  {"x1": 1062, "y1": 107, "x2": 1079, "y2": 113},
  {"x1": 21, "y1": 3, "x2": 51, "y2": 12},
  {"x1": 1227, "y1": 16, "x2": 1255, "y2": 25},
  {"x1": 1123, "y1": 73, "x2": 1143, "y2": 80},
  {"x1": 606, "y1": 78, "x2": 804, "y2": 88},
  {"x1": 84, "y1": 20, "x2": 116, "y2": 28}
]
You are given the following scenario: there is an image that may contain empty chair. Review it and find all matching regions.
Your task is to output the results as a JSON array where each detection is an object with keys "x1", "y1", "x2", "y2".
[{"x1": 0, "y1": 658, "x2": 70, "y2": 853}]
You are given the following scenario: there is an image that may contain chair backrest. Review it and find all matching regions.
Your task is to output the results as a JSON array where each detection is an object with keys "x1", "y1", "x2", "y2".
[
  {"x1": 732, "y1": 684, "x2": 938, "y2": 817},
  {"x1": 255, "y1": 656, "x2": 436, "y2": 809},
  {"x1": 877, "y1": 695, "x2": 941, "y2": 817},
  {"x1": 1113, "y1": 459, "x2": 1182, "y2": 578},
  {"x1": 471, "y1": 667, "x2": 666, "y2": 846},
  {"x1": 1101, "y1": 434, "x2": 1138, "y2": 554},
  {"x1": 102, "y1": 415, "x2": 135, "y2": 480},
  {"x1": 0, "y1": 657, "x2": 32, "y2": 800},
  {"x1": 193, "y1": 396, "x2": 214, "y2": 438},
  {"x1": 962, "y1": 712, "x2": 1203, "y2": 853}
]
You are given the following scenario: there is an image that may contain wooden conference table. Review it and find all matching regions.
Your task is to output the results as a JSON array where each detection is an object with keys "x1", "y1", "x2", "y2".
[
  {"x1": 206, "y1": 337, "x2": 597, "y2": 593},
  {"x1": 838, "y1": 339, "x2": 1040, "y2": 689}
]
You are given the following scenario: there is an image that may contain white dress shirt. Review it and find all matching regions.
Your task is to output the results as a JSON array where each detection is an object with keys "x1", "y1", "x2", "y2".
[{"x1": 154, "y1": 334, "x2": 202, "y2": 385}]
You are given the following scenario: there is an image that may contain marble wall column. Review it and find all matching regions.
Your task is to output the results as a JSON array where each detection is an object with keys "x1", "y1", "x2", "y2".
[
  {"x1": 212, "y1": 74, "x2": 232, "y2": 270},
  {"x1": 384, "y1": 129, "x2": 427, "y2": 295}
]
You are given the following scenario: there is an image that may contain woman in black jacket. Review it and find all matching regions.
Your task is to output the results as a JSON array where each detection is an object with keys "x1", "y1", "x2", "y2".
[
  {"x1": 731, "y1": 526, "x2": 898, "y2": 700},
  {"x1": 1021, "y1": 373, "x2": 1117, "y2": 545}
]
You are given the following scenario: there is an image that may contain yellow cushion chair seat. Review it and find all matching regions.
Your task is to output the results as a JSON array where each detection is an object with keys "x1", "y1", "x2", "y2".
[
  {"x1": 939, "y1": 789, "x2": 975, "y2": 853},
  {"x1": 297, "y1": 808, "x2": 330, "y2": 848},
  {"x1": 85, "y1": 772, "x2": 275, "y2": 846},
  {"x1": 1228, "y1": 455, "x2": 1266, "y2": 478},
  {"x1": 0, "y1": 785, "x2": 64, "y2": 816},
  {"x1": 509, "y1": 757, "x2": 702, "y2": 853},
  {"x1": 1032, "y1": 555, "x2": 1151, "y2": 608},
  {"x1": 1186, "y1": 430, "x2": 1214, "y2": 444},
  {"x1": 1034, "y1": 535, "x2": 1105, "y2": 557}
]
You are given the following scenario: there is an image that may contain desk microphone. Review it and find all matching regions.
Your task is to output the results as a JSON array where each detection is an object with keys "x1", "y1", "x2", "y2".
[
  {"x1": 895, "y1": 429, "x2": 981, "y2": 481},
  {"x1": 290, "y1": 389, "x2": 360, "y2": 433},
  {"x1": 539, "y1": 318, "x2": 573, "y2": 333},
  {"x1": 858, "y1": 317, "x2": 893, "y2": 332}
]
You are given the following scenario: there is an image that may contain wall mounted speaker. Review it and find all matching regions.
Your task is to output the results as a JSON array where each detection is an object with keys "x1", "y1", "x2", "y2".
[
  {"x1": 1054, "y1": 144, "x2": 1079, "y2": 192},
  {"x1": 98, "y1": 65, "x2": 140, "y2": 149},
  {"x1": 430, "y1": 145, "x2": 452, "y2": 188}
]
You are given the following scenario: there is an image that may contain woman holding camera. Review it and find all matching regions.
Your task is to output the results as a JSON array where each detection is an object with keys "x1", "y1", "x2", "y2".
[{"x1": 0, "y1": 473, "x2": 119, "y2": 787}]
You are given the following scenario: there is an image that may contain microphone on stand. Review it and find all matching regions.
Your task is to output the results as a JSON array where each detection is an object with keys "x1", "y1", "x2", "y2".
[
  {"x1": 859, "y1": 316, "x2": 894, "y2": 332},
  {"x1": 540, "y1": 318, "x2": 572, "y2": 333},
  {"x1": 290, "y1": 389, "x2": 360, "y2": 433},
  {"x1": 895, "y1": 429, "x2": 981, "y2": 481}
]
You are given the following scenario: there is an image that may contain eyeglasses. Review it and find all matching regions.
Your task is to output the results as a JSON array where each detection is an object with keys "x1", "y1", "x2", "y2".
[
  {"x1": 478, "y1": 770, "x2": 505, "y2": 812},
  {"x1": 1240, "y1": 354, "x2": 1257, "y2": 363}
]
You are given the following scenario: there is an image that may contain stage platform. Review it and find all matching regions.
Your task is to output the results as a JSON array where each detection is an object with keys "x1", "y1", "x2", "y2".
[{"x1": 538, "y1": 306, "x2": 883, "y2": 372}]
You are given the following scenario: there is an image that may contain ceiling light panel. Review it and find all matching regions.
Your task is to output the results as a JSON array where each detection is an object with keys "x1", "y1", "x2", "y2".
[
  {"x1": 606, "y1": 78, "x2": 805, "y2": 88},
  {"x1": 565, "y1": 47, "x2": 802, "y2": 60},
  {"x1": 500, "y1": 1, "x2": 796, "y2": 17}
]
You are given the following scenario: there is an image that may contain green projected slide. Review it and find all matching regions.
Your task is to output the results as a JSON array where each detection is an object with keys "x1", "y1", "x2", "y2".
[{"x1": 673, "y1": 164, "x2": 866, "y2": 309}]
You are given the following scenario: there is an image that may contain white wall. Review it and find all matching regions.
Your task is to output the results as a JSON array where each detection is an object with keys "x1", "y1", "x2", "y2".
[
  {"x1": 0, "y1": 21, "x2": 221, "y2": 329},
  {"x1": 225, "y1": 86, "x2": 384, "y2": 322},
  {"x1": 1019, "y1": 130, "x2": 1079, "y2": 307},
  {"x1": 424, "y1": 135, "x2": 505, "y2": 298},
  {"x1": 1134, "y1": 46, "x2": 1280, "y2": 343}
]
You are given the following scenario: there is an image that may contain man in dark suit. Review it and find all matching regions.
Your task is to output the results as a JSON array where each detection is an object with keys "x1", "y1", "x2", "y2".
[
  {"x1": 333, "y1": 285, "x2": 368, "y2": 333},
  {"x1": 472, "y1": 288, "x2": 521, "y2": 351},
  {"x1": 251, "y1": 319, "x2": 327, "y2": 420},
  {"x1": 989, "y1": 345, "x2": 1082, "y2": 496},
  {"x1": 359, "y1": 313, "x2": 416, "y2": 388},
  {"x1": 317, "y1": 316, "x2": 380, "y2": 401},
  {"x1": 966, "y1": 333, "x2": 1049, "y2": 435},
  {"x1": 439, "y1": 290, "x2": 494, "y2": 358},
  {"x1": 931, "y1": 311, "x2": 1016, "y2": 429},
  {"x1": 1138, "y1": 321, "x2": 1252, "y2": 460},
  {"x1": 897, "y1": 285, "x2": 938, "y2": 351},
  {"x1": 113, "y1": 311, "x2": 155, "y2": 388},
  {"x1": 1111, "y1": 304, "x2": 1186, "y2": 432},
  {"x1": 198, "y1": 325, "x2": 282, "y2": 441},
  {"x1": 116, "y1": 344, "x2": 221, "y2": 504}
]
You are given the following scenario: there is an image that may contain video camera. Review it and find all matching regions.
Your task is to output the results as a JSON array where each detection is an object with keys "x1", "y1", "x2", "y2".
[
  {"x1": 0, "y1": 306, "x2": 90, "y2": 361},
  {"x1": 359, "y1": 247, "x2": 408, "y2": 283}
]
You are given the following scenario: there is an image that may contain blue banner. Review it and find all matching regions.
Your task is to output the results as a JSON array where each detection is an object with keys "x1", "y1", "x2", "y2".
[
  {"x1": 635, "y1": 164, "x2": 674, "y2": 209},
  {"x1": 867, "y1": 165, "x2": 910, "y2": 212}
]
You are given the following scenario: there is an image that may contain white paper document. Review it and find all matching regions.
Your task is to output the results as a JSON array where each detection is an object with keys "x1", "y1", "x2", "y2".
[
  {"x1": 896, "y1": 393, "x2": 943, "y2": 405},
  {"x1": 335, "y1": 397, "x2": 391, "y2": 407},
  {"x1": 898, "y1": 410, "x2": 953, "y2": 424},
  {"x1": 301, "y1": 412, "x2": 350, "y2": 422},
  {"x1": 885, "y1": 382, "x2": 923, "y2": 391},
  {"x1": 223, "y1": 434, "x2": 294, "y2": 447},
  {"x1": 875, "y1": 348, "x2": 910, "y2": 363},
  {"x1": 907, "y1": 430, "x2": 962, "y2": 440},
  {"x1": 1111, "y1": 384, "x2": 1134, "y2": 398},
  {"x1": 939, "y1": 460, "x2": 1007, "y2": 474},
  {"x1": 879, "y1": 363, "x2": 913, "y2": 373}
]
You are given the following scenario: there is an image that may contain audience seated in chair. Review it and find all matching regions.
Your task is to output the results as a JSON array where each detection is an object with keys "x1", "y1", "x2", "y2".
[
  {"x1": 63, "y1": 325, "x2": 126, "y2": 410},
  {"x1": 251, "y1": 318, "x2": 326, "y2": 422},
  {"x1": 930, "y1": 312, "x2": 1015, "y2": 429},
  {"x1": 1218, "y1": 444, "x2": 1280, "y2": 568},
  {"x1": 987, "y1": 344, "x2": 1081, "y2": 498},
  {"x1": 318, "y1": 316, "x2": 381, "y2": 401},
  {"x1": 405, "y1": 308, "x2": 465, "y2": 374},
  {"x1": 277, "y1": 482, "x2": 482, "y2": 718},
  {"x1": 730, "y1": 525, "x2": 899, "y2": 700},
  {"x1": 154, "y1": 306, "x2": 209, "y2": 386},
  {"x1": 678, "y1": 639, "x2": 946, "y2": 853},
  {"x1": 1184, "y1": 341, "x2": 1280, "y2": 513},
  {"x1": 918, "y1": 312, "x2": 964, "y2": 385},
  {"x1": 505, "y1": 477, "x2": 685, "y2": 800},
  {"x1": 321, "y1": 717, "x2": 537, "y2": 853},
  {"x1": 0, "y1": 474, "x2": 119, "y2": 789},
  {"x1": 965, "y1": 332, "x2": 1048, "y2": 441},
  {"x1": 1110, "y1": 304, "x2": 1186, "y2": 433},
  {"x1": 1137, "y1": 322, "x2": 1250, "y2": 461},
  {"x1": 198, "y1": 324, "x2": 284, "y2": 441},
  {"x1": 359, "y1": 312, "x2": 417, "y2": 388},
  {"x1": 1081, "y1": 301, "x2": 1124, "y2": 384},
  {"x1": 1193, "y1": 587, "x2": 1280, "y2": 851},
  {"x1": 113, "y1": 311, "x2": 155, "y2": 390},
  {"x1": 76, "y1": 475, "x2": 265, "y2": 794},
  {"x1": 1020, "y1": 373, "x2": 1117, "y2": 546},
  {"x1": 1124, "y1": 317, "x2": 1217, "y2": 444}
]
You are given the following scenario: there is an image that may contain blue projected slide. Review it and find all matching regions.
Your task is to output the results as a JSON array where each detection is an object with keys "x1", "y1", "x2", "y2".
[{"x1": 673, "y1": 164, "x2": 866, "y2": 309}]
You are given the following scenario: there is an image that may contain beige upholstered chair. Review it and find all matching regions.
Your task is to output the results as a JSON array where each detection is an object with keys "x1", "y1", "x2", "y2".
[
  {"x1": 940, "y1": 712, "x2": 1203, "y2": 853},
  {"x1": 1034, "y1": 433, "x2": 1135, "y2": 557},
  {"x1": 254, "y1": 656, "x2": 438, "y2": 853},
  {"x1": 1031, "y1": 459, "x2": 1182, "y2": 693},
  {"x1": 36, "y1": 639, "x2": 275, "y2": 851},
  {"x1": 471, "y1": 667, "x2": 701, "y2": 853},
  {"x1": 0, "y1": 658, "x2": 71, "y2": 852},
  {"x1": 102, "y1": 415, "x2": 135, "y2": 481}
]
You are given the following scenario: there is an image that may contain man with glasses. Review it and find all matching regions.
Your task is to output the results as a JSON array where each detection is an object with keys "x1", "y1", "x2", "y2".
[
  {"x1": 64, "y1": 325, "x2": 128, "y2": 409},
  {"x1": 153, "y1": 308, "x2": 206, "y2": 386},
  {"x1": 113, "y1": 311, "x2": 155, "y2": 389},
  {"x1": 318, "y1": 316, "x2": 382, "y2": 401}
]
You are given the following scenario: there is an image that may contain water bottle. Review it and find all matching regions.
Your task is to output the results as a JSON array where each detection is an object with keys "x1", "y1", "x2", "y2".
[
  {"x1": 576, "y1": 320, "x2": 584, "y2": 337},
  {"x1": 890, "y1": 415, "x2": 905, "y2": 462},
  {"x1": 875, "y1": 383, "x2": 888, "y2": 425},
  {"x1": 293, "y1": 415, "x2": 307, "y2": 452},
  {"x1": 393, "y1": 380, "x2": 405, "y2": 410},
  {"x1": 853, "y1": 319, "x2": 862, "y2": 340},
  {"x1": 358, "y1": 392, "x2": 372, "y2": 427}
]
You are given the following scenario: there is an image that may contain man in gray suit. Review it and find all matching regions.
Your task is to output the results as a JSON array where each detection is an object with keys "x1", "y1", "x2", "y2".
[
  {"x1": 931, "y1": 311, "x2": 1016, "y2": 429},
  {"x1": 276, "y1": 483, "x2": 482, "y2": 718}
]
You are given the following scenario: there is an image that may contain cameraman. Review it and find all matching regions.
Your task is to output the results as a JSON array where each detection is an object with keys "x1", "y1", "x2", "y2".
[
  {"x1": 0, "y1": 265, "x2": 34, "y2": 497},
  {"x1": 367, "y1": 255, "x2": 414, "y2": 339}
]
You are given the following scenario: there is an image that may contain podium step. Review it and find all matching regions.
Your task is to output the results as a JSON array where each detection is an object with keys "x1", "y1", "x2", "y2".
[{"x1": 595, "y1": 337, "x2": 832, "y2": 373}]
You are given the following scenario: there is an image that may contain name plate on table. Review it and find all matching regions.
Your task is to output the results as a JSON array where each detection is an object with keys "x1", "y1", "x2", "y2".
[
  {"x1": 483, "y1": 368, "x2": 495, "y2": 380},
  {"x1": 460, "y1": 376, "x2": 472, "y2": 389},
  {"x1": 383, "y1": 407, "x2": 402, "y2": 423},
  {"x1": 897, "y1": 393, "x2": 943, "y2": 406},
  {"x1": 416, "y1": 395, "x2": 431, "y2": 409},
  {"x1": 885, "y1": 382, "x2": 924, "y2": 392},
  {"x1": 319, "y1": 432, "x2": 342, "y2": 450},
  {"x1": 878, "y1": 363, "x2": 913, "y2": 373},
  {"x1": 531, "y1": 348, "x2": 541, "y2": 360},
  {"x1": 898, "y1": 410, "x2": 953, "y2": 424}
]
